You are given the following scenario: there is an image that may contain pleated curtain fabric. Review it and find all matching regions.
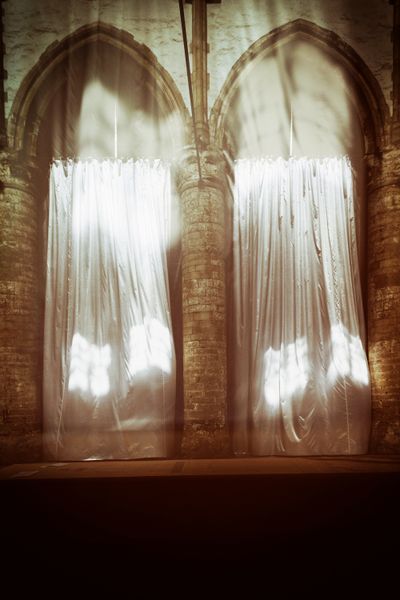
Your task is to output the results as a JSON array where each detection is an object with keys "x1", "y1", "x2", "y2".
[
  {"x1": 232, "y1": 157, "x2": 371, "y2": 455},
  {"x1": 43, "y1": 159, "x2": 176, "y2": 460}
]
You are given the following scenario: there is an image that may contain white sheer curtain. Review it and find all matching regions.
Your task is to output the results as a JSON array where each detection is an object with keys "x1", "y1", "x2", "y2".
[
  {"x1": 232, "y1": 157, "x2": 371, "y2": 455},
  {"x1": 43, "y1": 159, "x2": 176, "y2": 460}
]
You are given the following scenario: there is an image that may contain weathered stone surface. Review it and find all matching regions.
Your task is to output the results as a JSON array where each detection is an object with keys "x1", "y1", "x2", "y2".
[
  {"x1": 176, "y1": 147, "x2": 229, "y2": 457},
  {"x1": 180, "y1": 422, "x2": 230, "y2": 458},
  {"x1": 0, "y1": 152, "x2": 42, "y2": 463},
  {"x1": 208, "y1": 0, "x2": 393, "y2": 115},
  {"x1": 3, "y1": 0, "x2": 192, "y2": 121},
  {"x1": 367, "y1": 147, "x2": 400, "y2": 453},
  {"x1": 3, "y1": 1, "x2": 393, "y2": 123},
  {"x1": 371, "y1": 401, "x2": 400, "y2": 453}
]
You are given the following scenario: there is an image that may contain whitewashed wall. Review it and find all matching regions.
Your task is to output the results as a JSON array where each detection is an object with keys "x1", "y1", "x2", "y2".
[{"x1": 3, "y1": 0, "x2": 393, "y2": 120}]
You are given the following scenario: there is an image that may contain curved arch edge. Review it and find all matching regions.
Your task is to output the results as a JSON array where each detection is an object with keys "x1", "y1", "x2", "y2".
[
  {"x1": 8, "y1": 21, "x2": 191, "y2": 156},
  {"x1": 210, "y1": 18, "x2": 391, "y2": 156}
]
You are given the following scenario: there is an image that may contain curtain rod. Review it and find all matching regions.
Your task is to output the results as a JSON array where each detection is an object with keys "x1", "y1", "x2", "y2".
[{"x1": 178, "y1": 0, "x2": 203, "y2": 182}]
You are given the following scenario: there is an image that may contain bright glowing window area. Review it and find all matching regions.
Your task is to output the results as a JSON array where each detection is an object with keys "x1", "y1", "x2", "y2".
[
  {"x1": 227, "y1": 39, "x2": 359, "y2": 160},
  {"x1": 68, "y1": 333, "x2": 111, "y2": 398},
  {"x1": 129, "y1": 318, "x2": 172, "y2": 378},
  {"x1": 41, "y1": 33, "x2": 372, "y2": 461},
  {"x1": 228, "y1": 38, "x2": 370, "y2": 456},
  {"x1": 232, "y1": 156, "x2": 371, "y2": 456},
  {"x1": 43, "y1": 159, "x2": 176, "y2": 460},
  {"x1": 77, "y1": 78, "x2": 184, "y2": 160},
  {"x1": 263, "y1": 338, "x2": 309, "y2": 412},
  {"x1": 327, "y1": 324, "x2": 370, "y2": 388}
]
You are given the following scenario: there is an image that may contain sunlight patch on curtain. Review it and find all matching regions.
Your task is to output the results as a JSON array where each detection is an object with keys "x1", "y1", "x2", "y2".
[
  {"x1": 43, "y1": 159, "x2": 176, "y2": 460},
  {"x1": 232, "y1": 156, "x2": 371, "y2": 455}
]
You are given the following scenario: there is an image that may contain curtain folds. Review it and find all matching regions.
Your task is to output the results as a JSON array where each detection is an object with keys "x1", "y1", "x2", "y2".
[
  {"x1": 43, "y1": 159, "x2": 176, "y2": 460},
  {"x1": 232, "y1": 156, "x2": 371, "y2": 455}
]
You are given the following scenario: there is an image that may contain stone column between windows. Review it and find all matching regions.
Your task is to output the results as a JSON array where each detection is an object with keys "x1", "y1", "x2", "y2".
[
  {"x1": 367, "y1": 147, "x2": 400, "y2": 452},
  {"x1": 0, "y1": 152, "x2": 42, "y2": 463},
  {"x1": 175, "y1": 146, "x2": 230, "y2": 457}
]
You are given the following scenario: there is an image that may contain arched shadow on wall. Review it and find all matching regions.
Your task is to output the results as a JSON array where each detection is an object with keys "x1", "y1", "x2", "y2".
[{"x1": 210, "y1": 19, "x2": 389, "y2": 156}]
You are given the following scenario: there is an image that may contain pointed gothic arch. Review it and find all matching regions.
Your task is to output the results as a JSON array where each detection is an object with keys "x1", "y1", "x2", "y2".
[
  {"x1": 212, "y1": 19, "x2": 393, "y2": 455},
  {"x1": 210, "y1": 18, "x2": 390, "y2": 156},
  {"x1": 8, "y1": 21, "x2": 190, "y2": 158},
  {"x1": 4, "y1": 22, "x2": 188, "y2": 458}
]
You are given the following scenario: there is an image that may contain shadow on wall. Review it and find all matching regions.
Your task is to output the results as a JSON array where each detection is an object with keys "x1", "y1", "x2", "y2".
[
  {"x1": 37, "y1": 39, "x2": 185, "y2": 162},
  {"x1": 78, "y1": 79, "x2": 184, "y2": 159},
  {"x1": 224, "y1": 35, "x2": 368, "y2": 306},
  {"x1": 226, "y1": 38, "x2": 363, "y2": 161}
]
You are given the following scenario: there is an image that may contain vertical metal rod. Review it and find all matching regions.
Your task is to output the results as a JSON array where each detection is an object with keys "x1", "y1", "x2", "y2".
[
  {"x1": 114, "y1": 99, "x2": 118, "y2": 159},
  {"x1": 178, "y1": 0, "x2": 203, "y2": 182},
  {"x1": 391, "y1": 0, "x2": 400, "y2": 123},
  {"x1": 0, "y1": 0, "x2": 6, "y2": 147},
  {"x1": 289, "y1": 104, "x2": 293, "y2": 157}
]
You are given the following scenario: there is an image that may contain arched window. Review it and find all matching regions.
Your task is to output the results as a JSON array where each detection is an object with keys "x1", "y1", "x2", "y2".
[
  {"x1": 11, "y1": 24, "x2": 188, "y2": 460},
  {"x1": 213, "y1": 25, "x2": 381, "y2": 455}
]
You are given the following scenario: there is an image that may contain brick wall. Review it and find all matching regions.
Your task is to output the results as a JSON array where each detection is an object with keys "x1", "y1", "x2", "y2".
[
  {"x1": 0, "y1": 154, "x2": 42, "y2": 462},
  {"x1": 177, "y1": 148, "x2": 229, "y2": 456},
  {"x1": 367, "y1": 147, "x2": 400, "y2": 452}
]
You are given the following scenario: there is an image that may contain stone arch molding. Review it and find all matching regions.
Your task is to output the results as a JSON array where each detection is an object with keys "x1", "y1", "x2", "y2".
[
  {"x1": 8, "y1": 21, "x2": 190, "y2": 157},
  {"x1": 210, "y1": 18, "x2": 390, "y2": 156}
]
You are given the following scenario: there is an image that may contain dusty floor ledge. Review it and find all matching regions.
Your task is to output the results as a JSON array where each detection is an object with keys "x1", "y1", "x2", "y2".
[{"x1": 1, "y1": 454, "x2": 400, "y2": 480}]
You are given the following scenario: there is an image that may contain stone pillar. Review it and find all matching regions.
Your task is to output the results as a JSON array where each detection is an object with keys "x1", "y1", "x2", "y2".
[
  {"x1": 0, "y1": 152, "x2": 42, "y2": 463},
  {"x1": 367, "y1": 147, "x2": 400, "y2": 452},
  {"x1": 175, "y1": 146, "x2": 229, "y2": 456}
]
